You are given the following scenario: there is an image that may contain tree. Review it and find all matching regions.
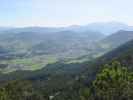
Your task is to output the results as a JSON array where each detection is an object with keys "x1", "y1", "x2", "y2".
[
  {"x1": 0, "y1": 88, "x2": 9, "y2": 100},
  {"x1": 84, "y1": 61, "x2": 133, "y2": 100},
  {"x1": 0, "y1": 80, "x2": 49, "y2": 100}
]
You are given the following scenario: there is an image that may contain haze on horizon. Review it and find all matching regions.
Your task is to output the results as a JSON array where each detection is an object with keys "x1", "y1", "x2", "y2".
[{"x1": 0, "y1": 0, "x2": 133, "y2": 27}]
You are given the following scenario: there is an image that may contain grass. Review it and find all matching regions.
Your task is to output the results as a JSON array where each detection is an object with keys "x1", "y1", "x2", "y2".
[
  {"x1": 0, "y1": 55, "x2": 58, "y2": 73},
  {"x1": 64, "y1": 58, "x2": 88, "y2": 64}
]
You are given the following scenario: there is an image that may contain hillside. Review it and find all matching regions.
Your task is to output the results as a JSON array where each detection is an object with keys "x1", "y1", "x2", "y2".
[
  {"x1": 84, "y1": 39, "x2": 133, "y2": 83},
  {"x1": 99, "y1": 39, "x2": 133, "y2": 67},
  {"x1": 99, "y1": 30, "x2": 133, "y2": 49}
]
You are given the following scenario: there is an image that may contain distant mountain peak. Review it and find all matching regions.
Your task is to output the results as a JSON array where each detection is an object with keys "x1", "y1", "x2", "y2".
[{"x1": 0, "y1": 21, "x2": 133, "y2": 35}]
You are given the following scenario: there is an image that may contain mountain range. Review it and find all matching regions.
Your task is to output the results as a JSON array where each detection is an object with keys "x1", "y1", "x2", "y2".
[
  {"x1": 1, "y1": 21, "x2": 133, "y2": 34},
  {"x1": 0, "y1": 22, "x2": 133, "y2": 73}
]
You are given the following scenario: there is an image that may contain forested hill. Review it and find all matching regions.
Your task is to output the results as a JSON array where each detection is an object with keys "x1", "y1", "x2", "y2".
[
  {"x1": 98, "y1": 39, "x2": 133, "y2": 66},
  {"x1": 80, "y1": 39, "x2": 133, "y2": 86},
  {"x1": 99, "y1": 30, "x2": 133, "y2": 49},
  {"x1": 79, "y1": 39, "x2": 133, "y2": 100}
]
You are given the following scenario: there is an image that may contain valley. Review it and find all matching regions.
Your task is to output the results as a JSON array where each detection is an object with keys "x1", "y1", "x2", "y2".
[
  {"x1": 0, "y1": 27, "x2": 105, "y2": 72},
  {"x1": 0, "y1": 23, "x2": 133, "y2": 73},
  {"x1": 0, "y1": 23, "x2": 133, "y2": 100}
]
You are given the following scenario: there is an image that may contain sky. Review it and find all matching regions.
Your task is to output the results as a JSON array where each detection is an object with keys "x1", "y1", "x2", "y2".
[{"x1": 0, "y1": 0, "x2": 133, "y2": 27}]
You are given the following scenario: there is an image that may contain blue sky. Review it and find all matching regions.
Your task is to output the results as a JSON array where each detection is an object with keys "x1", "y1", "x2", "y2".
[{"x1": 0, "y1": 0, "x2": 133, "y2": 27}]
